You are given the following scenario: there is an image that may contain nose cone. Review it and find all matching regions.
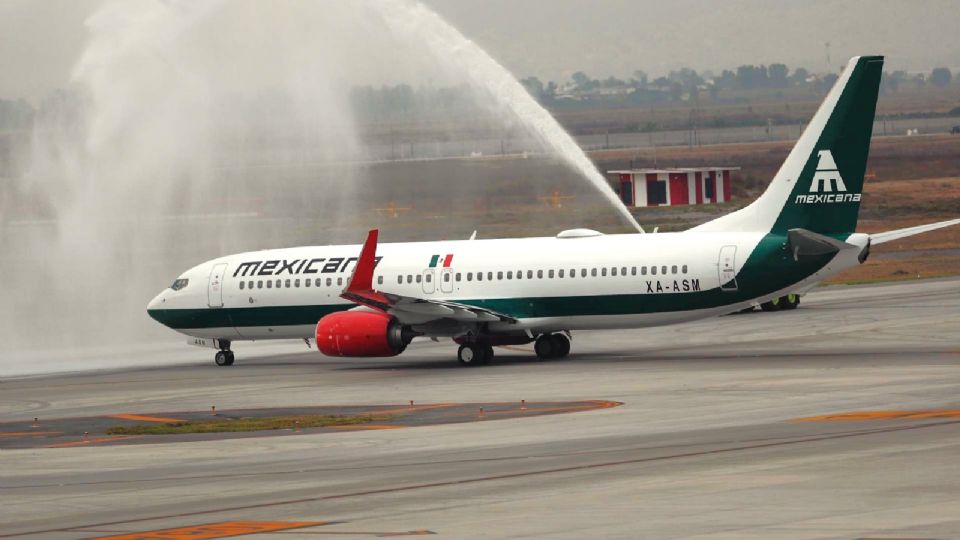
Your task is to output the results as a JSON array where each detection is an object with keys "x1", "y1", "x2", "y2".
[{"x1": 147, "y1": 291, "x2": 167, "y2": 323}]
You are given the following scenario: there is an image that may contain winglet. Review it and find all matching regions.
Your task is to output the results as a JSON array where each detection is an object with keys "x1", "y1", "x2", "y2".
[{"x1": 346, "y1": 229, "x2": 379, "y2": 292}]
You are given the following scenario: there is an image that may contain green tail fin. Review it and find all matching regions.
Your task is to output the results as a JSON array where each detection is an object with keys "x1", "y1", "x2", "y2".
[{"x1": 692, "y1": 56, "x2": 883, "y2": 235}]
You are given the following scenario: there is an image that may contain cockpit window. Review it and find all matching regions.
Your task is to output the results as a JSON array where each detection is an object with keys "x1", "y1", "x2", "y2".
[{"x1": 170, "y1": 278, "x2": 189, "y2": 291}]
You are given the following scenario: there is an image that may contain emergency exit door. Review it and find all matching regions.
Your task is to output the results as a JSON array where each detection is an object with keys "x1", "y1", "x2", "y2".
[
  {"x1": 208, "y1": 263, "x2": 227, "y2": 307},
  {"x1": 718, "y1": 245, "x2": 738, "y2": 291}
]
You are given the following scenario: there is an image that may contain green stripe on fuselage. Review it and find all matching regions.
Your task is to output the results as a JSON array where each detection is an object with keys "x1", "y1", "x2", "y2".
[{"x1": 148, "y1": 234, "x2": 836, "y2": 330}]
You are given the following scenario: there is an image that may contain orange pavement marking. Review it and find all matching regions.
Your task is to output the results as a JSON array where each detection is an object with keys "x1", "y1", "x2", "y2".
[
  {"x1": 795, "y1": 410, "x2": 960, "y2": 422},
  {"x1": 48, "y1": 436, "x2": 138, "y2": 448},
  {"x1": 0, "y1": 431, "x2": 62, "y2": 438},
  {"x1": 93, "y1": 520, "x2": 326, "y2": 540},
  {"x1": 370, "y1": 403, "x2": 461, "y2": 416},
  {"x1": 110, "y1": 414, "x2": 184, "y2": 423},
  {"x1": 326, "y1": 424, "x2": 406, "y2": 430}
]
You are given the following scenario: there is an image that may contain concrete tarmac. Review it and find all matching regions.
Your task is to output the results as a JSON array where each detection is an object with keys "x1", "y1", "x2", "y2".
[{"x1": 1, "y1": 278, "x2": 959, "y2": 539}]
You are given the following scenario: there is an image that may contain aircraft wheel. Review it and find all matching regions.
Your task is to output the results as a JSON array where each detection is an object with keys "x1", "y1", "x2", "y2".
[
  {"x1": 215, "y1": 351, "x2": 234, "y2": 366},
  {"x1": 458, "y1": 344, "x2": 481, "y2": 367},
  {"x1": 781, "y1": 293, "x2": 800, "y2": 310},
  {"x1": 478, "y1": 344, "x2": 494, "y2": 365},
  {"x1": 760, "y1": 297, "x2": 782, "y2": 312},
  {"x1": 534, "y1": 335, "x2": 555, "y2": 360},
  {"x1": 551, "y1": 333, "x2": 570, "y2": 358}
]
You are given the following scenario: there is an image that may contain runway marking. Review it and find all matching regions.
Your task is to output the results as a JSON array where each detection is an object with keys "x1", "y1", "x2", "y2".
[
  {"x1": 368, "y1": 403, "x2": 460, "y2": 415},
  {"x1": 92, "y1": 520, "x2": 327, "y2": 539},
  {"x1": 8, "y1": 419, "x2": 960, "y2": 538},
  {"x1": 272, "y1": 530, "x2": 435, "y2": 536},
  {"x1": 326, "y1": 424, "x2": 406, "y2": 430},
  {"x1": 796, "y1": 410, "x2": 960, "y2": 422},
  {"x1": 110, "y1": 414, "x2": 184, "y2": 423},
  {"x1": 0, "y1": 431, "x2": 62, "y2": 438},
  {"x1": 47, "y1": 436, "x2": 139, "y2": 448}
]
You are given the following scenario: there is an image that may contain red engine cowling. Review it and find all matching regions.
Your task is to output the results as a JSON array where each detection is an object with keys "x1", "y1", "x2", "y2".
[{"x1": 315, "y1": 311, "x2": 409, "y2": 357}]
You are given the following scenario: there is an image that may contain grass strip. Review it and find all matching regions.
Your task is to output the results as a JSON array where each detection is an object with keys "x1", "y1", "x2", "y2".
[{"x1": 106, "y1": 414, "x2": 389, "y2": 435}]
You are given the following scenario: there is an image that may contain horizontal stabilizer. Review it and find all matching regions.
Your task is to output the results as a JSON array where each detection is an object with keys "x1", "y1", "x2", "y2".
[
  {"x1": 871, "y1": 218, "x2": 960, "y2": 245},
  {"x1": 787, "y1": 228, "x2": 856, "y2": 258}
]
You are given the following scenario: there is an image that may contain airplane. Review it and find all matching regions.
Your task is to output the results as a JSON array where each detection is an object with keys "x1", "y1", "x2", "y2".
[{"x1": 148, "y1": 56, "x2": 959, "y2": 367}]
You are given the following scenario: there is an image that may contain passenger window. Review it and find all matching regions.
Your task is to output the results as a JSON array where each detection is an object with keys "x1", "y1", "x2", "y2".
[
  {"x1": 682, "y1": 265, "x2": 688, "y2": 274},
  {"x1": 672, "y1": 265, "x2": 678, "y2": 274},
  {"x1": 443, "y1": 273, "x2": 450, "y2": 282},
  {"x1": 581, "y1": 269, "x2": 587, "y2": 277},
  {"x1": 248, "y1": 281, "x2": 253, "y2": 289},
  {"x1": 507, "y1": 271, "x2": 512, "y2": 279},
  {"x1": 296, "y1": 279, "x2": 301, "y2": 287},
  {"x1": 622, "y1": 267, "x2": 627, "y2": 275},
  {"x1": 416, "y1": 275, "x2": 422, "y2": 283},
  {"x1": 425, "y1": 274, "x2": 431, "y2": 283},
  {"x1": 338, "y1": 277, "x2": 344, "y2": 286},
  {"x1": 285, "y1": 279, "x2": 291, "y2": 288},
  {"x1": 239, "y1": 281, "x2": 245, "y2": 290},
  {"x1": 266, "y1": 280, "x2": 272, "y2": 288},
  {"x1": 631, "y1": 267, "x2": 637, "y2": 276},
  {"x1": 467, "y1": 272, "x2": 473, "y2": 281},
  {"x1": 570, "y1": 268, "x2": 575, "y2": 277},
  {"x1": 276, "y1": 279, "x2": 281, "y2": 288},
  {"x1": 487, "y1": 272, "x2": 493, "y2": 281},
  {"x1": 327, "y1": 278, "x2": 333, "y2": 286},
  {"x1": 611, "y1": 267, "x2": 617, "y2": 276},
  {"x1": 377, "y1": 276, "x2": 383, "y2": 285},
  {"x1": 305, "y1": 279, "x2": 311, "y2": 287},
  {"x1": 651, "y1": 266, "x2": 657, "y2": 275},
  {"x1": 258, "y1": 280, "x2": 263, "y2": 289},
  {"x1": 477, "y1": 272, "x2": 483, "y2": 281},
  {"x1": 641, "y1": 266, "x2": 647, "y2": 275},
  {"x1": 537, "y1": 270, "x2": 543, "y2": 279},
  {"x1": 591, "y1": 268, "x2": 597, "y2": 277},
  {"x1": 527, "y1": 270, "x2": 533, "y2": 279},
  {"x1": 398, "y1": 275, "x2": 403, "y2": 284},
  {"x1": 407, "y1": 275, "x2": 412, "y2": 284},
  {"x1": 315, "y1": 278, "x2": 321, "y2": 287},
  {"x1": 662, "y1": 265, "x2": 667, "y2": 275},
  {"x1": 456, "y1": 273, "x2": 461, "y2": 281},
  {"x1": 497, "y1": 271, "x2": 503, "y2": 280},
  {"x1": 558, "y1": 269, "x2": 564, "y2": 278},
  {"x1": 516, "y1": 270, "x2": 522, "y2": 280},
  {"x1": 548, "y1": 269, "x2": 554, "y2": 278},
  {"x1": 601, "y1": 268, "x2": 607, "y2": 277}
]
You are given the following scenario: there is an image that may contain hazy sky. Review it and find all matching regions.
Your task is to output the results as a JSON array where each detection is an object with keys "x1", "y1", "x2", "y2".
[{"x1": 1, "y1": 0, "x2": 958, "y2": 100}]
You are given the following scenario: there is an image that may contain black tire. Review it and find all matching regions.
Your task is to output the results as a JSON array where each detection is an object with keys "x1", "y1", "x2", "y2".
[
  {"x1": 457, "y1": 344, "x2": 481, "y2": 367},
  {"x1": 215, "y1": 351, "x2": 231, "y2": 366},
  {"x1": 760, "y1": 297, "x2": 782, "y2": 312},
  {"x1": 551, "y1": 334, "x2": 570, "y2": 358},
  {"x1": 479, "y1": 344, "x2": 494, "y2": 365},
  {"x1": 781, "y1": 293, "x2": 800, "y2": 310},
  {"x1": 534, "y1": 335, "x2": 555, "y2": 360}
]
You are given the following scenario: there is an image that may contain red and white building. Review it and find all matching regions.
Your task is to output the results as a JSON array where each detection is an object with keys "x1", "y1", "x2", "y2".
[{"x1": 608, "y1": 167, "x2": 739, "y2": 207}]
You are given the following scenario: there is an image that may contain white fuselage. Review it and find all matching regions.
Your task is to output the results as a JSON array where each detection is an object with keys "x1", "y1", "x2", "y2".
[{"x1": 147, "y1": 230, "x2": 868, "y2": 341}]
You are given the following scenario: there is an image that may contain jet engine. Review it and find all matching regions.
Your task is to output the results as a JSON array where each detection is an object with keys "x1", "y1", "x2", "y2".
[{"x1": 315, "y1": 311, "x2": 413, "y2": 357}]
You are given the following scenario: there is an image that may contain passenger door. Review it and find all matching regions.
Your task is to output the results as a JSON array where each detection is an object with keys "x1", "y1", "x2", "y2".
[
  {"x1": 207, "y1": 262, "x2": 228, "y2": 307},
  {"x1": 718, "y1": 245, "x2": 738, "y2": 291}
]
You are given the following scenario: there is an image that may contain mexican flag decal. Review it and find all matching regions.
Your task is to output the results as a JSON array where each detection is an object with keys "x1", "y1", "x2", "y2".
[{"x1": 429, "y1": 254, "x2": 454, "y2": 268}]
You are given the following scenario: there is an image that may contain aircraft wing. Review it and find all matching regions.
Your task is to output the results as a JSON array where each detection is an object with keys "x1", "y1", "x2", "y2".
[
  {"x1": 340, "y1": 229, "x2": 518, "y2": 325},
  {"x1": 870, "y1": 218, "x2": 960, "y2": 245}
]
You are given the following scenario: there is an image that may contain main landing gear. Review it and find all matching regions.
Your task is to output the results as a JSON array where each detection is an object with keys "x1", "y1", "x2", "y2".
[
  {"x1": 214, "y1": 340, "x2": 235, "y2": 366},
  {"x1": 457, "y1": 343, "x2": 494, "y2": 367},
  {"x1": 534, "y1": 333, "x2": 570, "y2": 360}
]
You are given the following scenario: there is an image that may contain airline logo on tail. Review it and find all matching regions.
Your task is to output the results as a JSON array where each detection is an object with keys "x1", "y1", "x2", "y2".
[{"x1": 794, "y1": 150, "x2": 861, "y2": 204}]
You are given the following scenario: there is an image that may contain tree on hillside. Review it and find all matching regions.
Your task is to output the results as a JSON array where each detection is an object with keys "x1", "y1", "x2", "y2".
[
  {"x1": 789, "y1": 67, "x2": 809, "y2": 86},
  {"x1": 571, "y1": 71, "x2": 592, "y2": 90},
  {"x1": 930, "y1": 67, "x2": 952, "y2": 88},
  {"x1": 768, "y1": 64, "x2": 789, "y2": 88}
]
